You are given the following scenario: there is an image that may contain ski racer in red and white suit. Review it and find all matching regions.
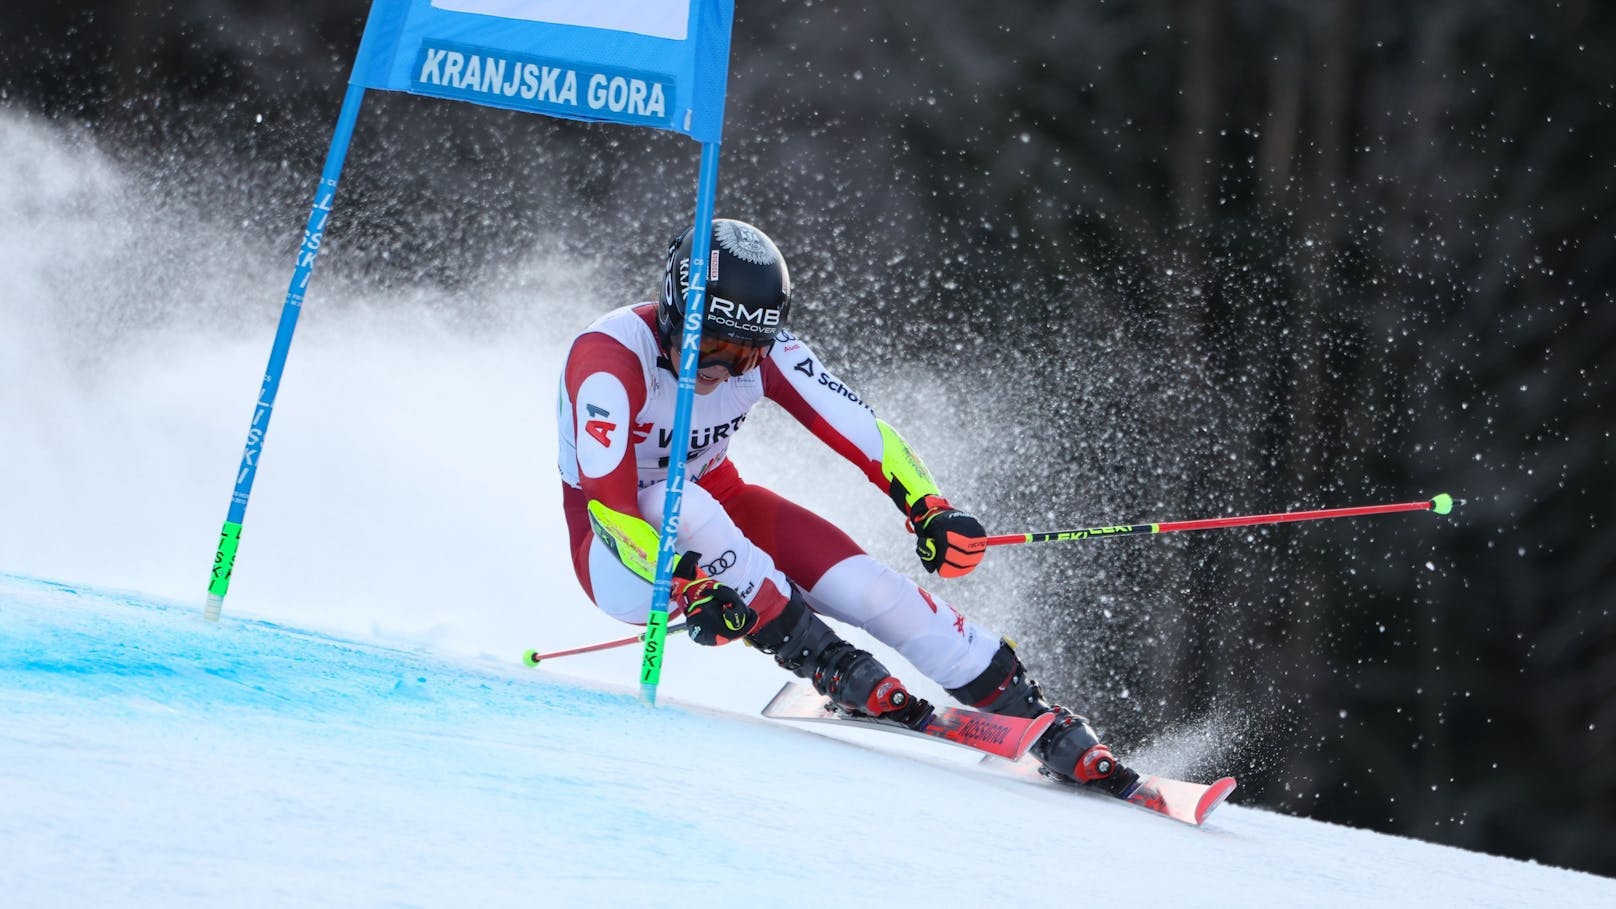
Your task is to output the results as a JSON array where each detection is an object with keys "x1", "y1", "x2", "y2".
[
  {"x1": 555, "y1": 219, "x2": 1139, "y2": 795},
  {"x1": 558, "y1": 303, "x2": 999, "y2": 689}
]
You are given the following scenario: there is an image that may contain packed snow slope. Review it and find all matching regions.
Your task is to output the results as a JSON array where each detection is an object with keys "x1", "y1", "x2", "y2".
[
  {"x1": 2, "y1": 109, "x2": 1612, "y2": 907},
  {"x1": 1, "y1": 573, "x2": 1610, "y2": 909}
]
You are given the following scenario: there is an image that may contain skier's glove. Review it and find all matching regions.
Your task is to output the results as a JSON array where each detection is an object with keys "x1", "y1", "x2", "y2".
[
  {"x1": 671, "y1": 552, "x2": 757, "y2": 646},
  {"x1": 908, "y1": 495, "x2": 987, "y2": 578}
]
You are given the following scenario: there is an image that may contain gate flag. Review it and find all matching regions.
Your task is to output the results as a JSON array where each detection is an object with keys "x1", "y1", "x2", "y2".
[
  {"x1": 351, "y1": 0, "x2": 733, "y2": 141},
  {"x1": 204, "y1": 0, "x2": 735, "y2": 709}
]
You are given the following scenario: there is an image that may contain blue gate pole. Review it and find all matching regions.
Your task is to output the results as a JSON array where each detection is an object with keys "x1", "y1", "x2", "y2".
[
  {"x1": 639, "y1": 141, "x2": 722, "y2": 702},
  {"x1": 204, "y1": 82, "x2": 368, "y2": 622}
]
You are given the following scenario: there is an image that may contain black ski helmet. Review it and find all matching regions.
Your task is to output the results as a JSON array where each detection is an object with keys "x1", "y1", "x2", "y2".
[{"x1": 657, "y1": 218, "x2": 791, "y2": 349}]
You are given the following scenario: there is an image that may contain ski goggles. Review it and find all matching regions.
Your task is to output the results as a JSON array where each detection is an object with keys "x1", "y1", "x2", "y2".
[{"x1": 695, "y1": 335, "x2": 772, "y2": 375}]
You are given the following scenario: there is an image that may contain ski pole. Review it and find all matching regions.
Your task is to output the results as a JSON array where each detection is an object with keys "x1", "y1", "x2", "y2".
[
  {"x1": 985, "y1": 493, "x2": 1454, "y2": 547},
  {"x1": 524, "y1": 622, "x2": 688, "y2": 667}
]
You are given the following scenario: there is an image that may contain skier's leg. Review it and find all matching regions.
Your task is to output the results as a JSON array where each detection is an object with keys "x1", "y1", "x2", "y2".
[
  {"x1": 561, "y1": 481, "x2": 923, "y2": 721},
  {"x1": 744, "y1": 584, "x2": 931, "y2": 726},
  {"x1": 715, "y1": 478, "x2": 1002, "y2": 690},
  {"x1": 707, "y1": 479, "x2": 1138, "y2": 794},
  {"x1": 947, "y1": 641, "x2": 1140, "y2": 796},
  {"x1": 802, "y1": 556, "x2": 1003, "y2": 689},
  {"x1": 804, "y1": 553, "x2": 1135, "y2": 789}
]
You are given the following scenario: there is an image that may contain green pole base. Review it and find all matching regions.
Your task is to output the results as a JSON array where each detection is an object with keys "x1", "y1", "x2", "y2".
[{"x1": 1431, "y1": 493, "x2": 1454, "y2": 515}]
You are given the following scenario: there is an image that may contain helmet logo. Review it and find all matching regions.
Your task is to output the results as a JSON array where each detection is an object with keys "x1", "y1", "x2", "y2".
[
  {"x1": 715, "y1": 221, "x2": 776, "y2": 265},
  {"x1": 708, "y1": 296, "x2": 780, "y2": 333}
]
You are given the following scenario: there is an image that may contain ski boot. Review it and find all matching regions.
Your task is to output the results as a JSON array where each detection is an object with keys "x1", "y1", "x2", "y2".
[
  {"x1": 947, "y1": 641, "x2": 1140, "y2": 798},
  {"x1": 747, "y1": 586, "x2": 934, "y2": 730}
]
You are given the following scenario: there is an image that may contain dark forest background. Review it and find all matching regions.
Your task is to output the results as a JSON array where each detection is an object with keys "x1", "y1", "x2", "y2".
[{"x1": 3, "y1": 0, "x2": 1612, "y2": 877}]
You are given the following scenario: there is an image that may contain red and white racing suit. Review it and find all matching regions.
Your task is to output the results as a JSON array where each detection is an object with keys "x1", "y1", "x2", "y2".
[{"x1": 556, "y1": 303, "x2": 1000, "y2": 690}]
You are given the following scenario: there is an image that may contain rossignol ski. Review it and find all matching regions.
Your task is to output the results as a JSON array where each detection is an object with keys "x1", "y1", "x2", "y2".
[
  {"x1": 762, "y1": 681, "x2": 1054, "y2": 761},
  {"x1": 764, "y1": 682, "x2": 1237, "y2": 826},
  {"x1": 983, "y1": 753, "x2": 1237, "y2": 826}
]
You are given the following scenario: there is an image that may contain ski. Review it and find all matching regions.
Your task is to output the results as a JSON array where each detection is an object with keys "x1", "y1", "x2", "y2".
[
  {"x1": 983, "y1": 754, "x2": 1237, "y2": 826},
  {"x1": 762, "y1": 682, "x2": 1236, "y2": 825},
  {"x1": 762, "y1": 681, "x2": 1055, "y2": 761}
]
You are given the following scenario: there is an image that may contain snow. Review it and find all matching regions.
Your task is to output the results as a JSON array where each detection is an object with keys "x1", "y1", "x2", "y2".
[
  {"x1": 2, "y1": 573, "x2": 1612, "y2": 909},
  {"x1": 2, "y1": 110, "x2": 1613, "y2": 907}
]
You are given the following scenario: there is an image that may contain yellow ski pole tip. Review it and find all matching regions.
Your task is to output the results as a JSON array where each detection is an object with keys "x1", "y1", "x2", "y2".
[{"x1": 1431, "y1": 493, "x2": 1454, "y2": 515}]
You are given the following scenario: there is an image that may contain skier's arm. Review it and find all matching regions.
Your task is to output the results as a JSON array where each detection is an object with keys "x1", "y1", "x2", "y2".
[
  {"x1": 560, "y1": 332, "x2": 663, "y2": 584},
  {"x1": 588, "y1": 489, "x2": 761, "y2": 641},
  {"x1": 761, "y1": 334, "x2": 986, "y2": 577}
]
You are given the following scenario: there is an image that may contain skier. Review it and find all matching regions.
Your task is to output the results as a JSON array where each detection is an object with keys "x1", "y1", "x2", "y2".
[{"x1": 556, "y1": 218, "x2": 1138, "y2": 797}]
